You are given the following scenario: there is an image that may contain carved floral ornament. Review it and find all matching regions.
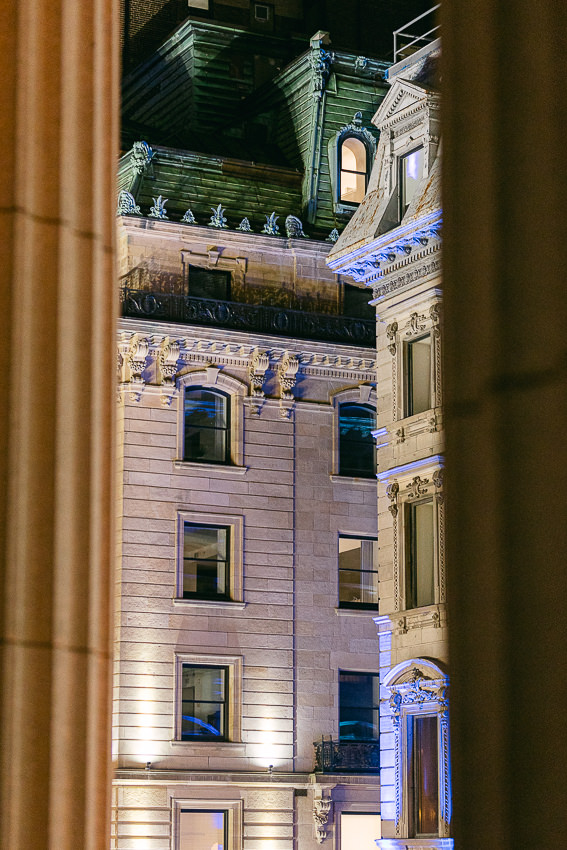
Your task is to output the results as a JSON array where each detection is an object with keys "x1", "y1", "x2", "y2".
[
  {"x1": 312, "y1": 796, "x2": 333, "y2": 843},
  {"x1": 389, "y1": 673, "x2": 449, "y2": 730},
  {"x1": 386, "y1": 469, "x2": 444, "y2": 513}
]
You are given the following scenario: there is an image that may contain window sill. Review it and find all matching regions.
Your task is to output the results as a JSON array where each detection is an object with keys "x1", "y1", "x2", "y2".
[
  {"x1": 173, "y1": 598, "x2": 246, "y2": 610},
  {"x1": 170, "y1": 740, "x2": 245, "y2": 754},
  {"x1": 330, "y1": 474, "x2": 377, "y2": 485},
  {"x1": 335, "y1": 606, "x2": 379, "y2": 616},
  {"x1": 173, "y1": 460, "x2": 248, "y2": 475}
]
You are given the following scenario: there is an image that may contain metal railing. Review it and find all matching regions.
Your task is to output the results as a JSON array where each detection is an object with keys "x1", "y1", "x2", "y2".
[
  {"x1": 120, "y1": 288, "x2": 375, "y2": 346},
  {"x1": 313, "y1": 737, "x2": 380, "y2": 773},
  {"x1": 393, "y1": 4, "x2": 441, "y2": 63}
]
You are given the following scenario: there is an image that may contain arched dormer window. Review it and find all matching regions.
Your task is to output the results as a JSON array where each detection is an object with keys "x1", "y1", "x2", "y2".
[
  {"x1": 339, "y1": 136, "x2": 368, "y2": 204},
  {"x1": 184, "y1": 387, "x2": 230, "y2": 464},
  {"x1": 339, "y1": 403, "x2": 376, "y2": 478}
]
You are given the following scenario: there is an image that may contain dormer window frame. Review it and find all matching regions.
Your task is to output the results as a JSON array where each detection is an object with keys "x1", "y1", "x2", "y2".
[
  {"x1": 338, "y1": 133, "x2": 370, "y2": 207},
  {"x1": 328, "y1": 115, "x2": 377, "y2": 218}
]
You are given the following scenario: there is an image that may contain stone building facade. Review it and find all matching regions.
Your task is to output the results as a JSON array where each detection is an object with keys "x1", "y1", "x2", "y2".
[{"x1": 327, "y1": 33, "x2": 451, "y2": 850}]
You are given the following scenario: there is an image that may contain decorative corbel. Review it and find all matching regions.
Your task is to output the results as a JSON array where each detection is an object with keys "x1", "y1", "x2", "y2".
[
  {"x1": 278, "y1": 352, "x2": 299, "y2": 419},
  {"x1": 313, "y1": 795, "x2": 333, "y2": 844},
  {"x1": 247, "y1": 348, "x2": 269, "y2": 415},
  {"x1": 433, "y1": 468, "x2": 444, "y2": 504},
  {"x1": 386, "y1": 481, "x2": 399, "y2": 517},
  {"x1": 386, "y1": 321, "x2": 398, "y2": 355},
  {"x1": 159, "y1": 338, "x2": 180, "y2": 406},
  {"x1": 127, "y1": 336, "x2": 149, "y2": 401},
  {"x1": 430, "y1": 301, "x2": 442, "y2": 338}
]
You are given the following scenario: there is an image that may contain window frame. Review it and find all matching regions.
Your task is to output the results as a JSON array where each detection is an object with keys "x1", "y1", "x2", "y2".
[
  {"x1": 172, "y1": 798, "x2": 243, "y2": 850},
  {"x1": 339, "y1": 134, "x2": 369, "y2": 206},
  {"x1": 404, "y1": 332, "x2": 433, "y2": 417},
  {"x1": 174, "y1": 653, "x2": 243, "y2": 745},
  {"x1": 404, "y1": 497, "x2": 436, "y2": 611},
  {"x1": 399, "y1": 145, "x2": 424, "y2": 219},
  {"x1": 338, "y1": 402, "x2": 376, "y2": 479},
  {"x1": 176, "y1": 511, "x2": 244, "y2": 605},
  {"x1": 407, "y1": 713, "x2": 440, "y2": 838},
  {"x1": 338, "y1": 534, "x2": 379, "y2": 611},
  {"x1": 183, "y1": 385, "x2": 231, "y2": 465},
  {"x1": 187, "y1": 264, "x2": 231, "y2": 300},
  {"x1": 338, "y1": 670, "x2": 380, "y2": 742},
  {"x1": 182, "y1": 521, "x2": 231, "y2": 602},
  {"x1": 180, "y1": 663, "x2": 229, "y2": 742}
]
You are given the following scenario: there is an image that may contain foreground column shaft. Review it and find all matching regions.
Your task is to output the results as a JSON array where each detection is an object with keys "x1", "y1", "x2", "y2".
[
  {"x1": 442, "y1": 2, "x2": 567, "y2": 847},
  {"x1": 0, "y1": 2, "x2": 119, "y2": 848}
]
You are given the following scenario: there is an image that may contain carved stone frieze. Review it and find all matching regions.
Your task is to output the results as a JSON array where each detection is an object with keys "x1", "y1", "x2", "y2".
[{"x1": 373, "y1": 257, "x2": 442, "y2": 300}]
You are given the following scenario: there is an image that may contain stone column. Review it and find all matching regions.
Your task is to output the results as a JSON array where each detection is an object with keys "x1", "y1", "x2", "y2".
[
  {"x1": 0, "y1": 2, "x2": 118, "y2": 849},
  {"x1": 442, "y1": 2, "x2": 567, "y2": 847}
]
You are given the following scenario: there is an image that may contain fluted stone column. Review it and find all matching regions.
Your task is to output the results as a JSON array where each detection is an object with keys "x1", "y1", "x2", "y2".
[
  {"x1": 0, "y1": 2, "x2": 118, "y2": 848},
  {"x1": 442, "y1": 2, "x2": 567, "y2": 847}
]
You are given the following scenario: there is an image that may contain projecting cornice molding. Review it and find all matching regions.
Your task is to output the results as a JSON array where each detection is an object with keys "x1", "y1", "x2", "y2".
[{"x1": 326, "y1": 210, "x2": 442, "y2": 288}]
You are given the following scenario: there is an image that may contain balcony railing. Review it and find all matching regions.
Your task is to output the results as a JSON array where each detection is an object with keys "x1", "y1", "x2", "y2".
[
  {"x1": 393, "y1": 4, "x2": 441, "y2": 63},
  {"x1": 120, "y1": 288, "x2": 375, "y2": 346},
  {"x1": 313, "y1": 737, "x2": 380, "y2": 773}
]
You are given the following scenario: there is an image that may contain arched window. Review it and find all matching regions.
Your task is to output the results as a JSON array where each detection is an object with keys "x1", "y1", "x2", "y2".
[
  {"x1": 184, "y1": 387, "x2": 230, "y2": 464},
  {"x1": 339, "y1": 403, "x2": 376, "y2": 477},
  {"x1": 339, "y1": 136, "x2": 368, "y2": 204}
]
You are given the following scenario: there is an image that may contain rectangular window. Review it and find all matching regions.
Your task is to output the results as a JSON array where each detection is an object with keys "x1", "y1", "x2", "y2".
[
  {"x1": 408, "y1": 715, "x2": 439, "y2": 837},
  {"x1": 338, "y1": 536, "x2": 378, "y2": 609},
  {"x1": 406, "y1": 334, "x2": 432, "y2": 416},
  {"x1": 188, "y1": 265, "x2": 231, "y2": 300},
  {"x1": 340, "y1": 813, "x2": 381, "y2": 849},
  {"x1": 339, "y1": 404, "x2": 376, "y2": 478},
  {"x1": 400, "y1": 147, "x2": 424, "y2": 216},
  {"x1": 183, "y1": 523, "x2": 230, "y2": 600},
  {"x1": 181, "y1": 664, "x2": 228, "y2": 740},
  {"x1": 339, "y1": 671, "x2": 380, "y2": 741},
  {"x1": 405, "y1": 499, "x2": 435, "y2": 609},
  {"x1": 180, "y1": 809, "x2": 227, "y2": 850},
  {"x1": 184, "y1": 388, "x2": 230, "y2": 464}
]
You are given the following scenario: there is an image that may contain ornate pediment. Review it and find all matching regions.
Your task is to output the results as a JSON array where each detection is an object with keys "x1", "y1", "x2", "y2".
[{"x1": 373, "y1": 78, "x2": 429, "y2": 128}]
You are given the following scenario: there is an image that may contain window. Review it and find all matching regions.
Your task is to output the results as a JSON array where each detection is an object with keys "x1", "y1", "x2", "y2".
[
  {"x1": 339, "y1": 403, "x2": 376, "y2": 478},
  {"x1": 254, "y1": 3, "x2": 271, "y2": 21},
  {"x1": 181, "y1": 664, "x2": 228, "y2": 740},
  {"x1": 188, "y1": 0, "x2": 210, "y2": 10},
  {"x1": 405, "y1": 499, "x2": 435, "y2": 609},
  {"x1": 408, "y1": 715, "x2": 439, "y2": 837},
  {"x1": 339, "y1": 671, "x2": 380, "y2": 741},
  {"x1": 184, "y1": 387, "x2": 230, "y2": 464},
  {"x1": 179, "y1": 810, "x2": 227, "y2": 850},
  {"x1": 188, "y1": 265, "x2": 231, "y2": 300},
  {"x1": 406, "y1": 334, "x2": 432, "y2": 416},
  {"x1": 340, "y1": 813, "x2": 381, "y2": 850},
  {"x1": 183, "y1": 523, "x2": 230, "y2": 600},
  {"x1": 338, "y1": 536, "x2": 378, "y2": 609},
  {"x1": 340, "y1": 136, "x2": 368, "y2": 204},
  {"x1": 400, "y1": 147, "x2": 424, "y2": 217}
]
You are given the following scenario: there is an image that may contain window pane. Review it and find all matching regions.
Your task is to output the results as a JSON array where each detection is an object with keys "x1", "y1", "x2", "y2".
[
  {"x1": 338, "y1": 537, "x2": 378, "y2": 607},
  {"x1": 341, "y1": 136, "x2": 367, "y2": 172},
  {"x1": 341, "y1": 813, "x2": 381, "y2": 849},
  {"x1": 189, "y1": 265, "x2": 231, "y2": 300},
  {"x1": 407, "y1": 335, "x2": 431, "y2": 415},
  {"x1": 339, "y1": 404, "x2": 376, "y2": 478},
  {"x1": 409, "y1": 715, "x2": 438, "y2": 836},
  {"x1": 180, "y1": 810, "x2": 226, "y2": 850},
  {"x1": 407, "y1": 500, "x2": 435, "y2": 609},
  {"x1": 339, "y1": 672, "x2": 380, "y2": 741},
  {"x1": 401, "y1": 147, "x2": 424, "y2": 213},
  {"x1": 183, "y1": 524, "x2": 229, "y2": 598},
  {"x1": 184, "y1": 389, "x2": 229, "y2": 463},
  {"x1": 340, "y1": 170, "x2": 366, "y2": 203},
  {"x1": 181, "y1": 665, "x2": 227, "y2": 739}
]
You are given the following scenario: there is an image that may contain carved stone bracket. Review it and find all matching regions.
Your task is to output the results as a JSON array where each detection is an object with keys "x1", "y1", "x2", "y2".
[
  {"x1": 430, "y1": 301, "x2": 442, "y2": 338},
  {"x1": 433, "y1": 468, "x2": 444, "y2": 504},
  {"x1": 278, "y1": 352, "x2": 299, "y2": 419},
  {"x1": 313, "y1": 796, "x2": 333, "y2": 843},
  {"x1": 386, "y1": 321, "x2": 398, "y2": 355},
  {"x1": 247, "y1": 348, "x2": 269, "y2": 415},
  {"x1": 158, "y1": 338, "x2": 180, "y2": 406},
  {"x1": 386, "y1": 481, "x2": 399, "y2": 517},
  {"x1": 127, "y1": 336, "x2": 149, "y2": 401}
]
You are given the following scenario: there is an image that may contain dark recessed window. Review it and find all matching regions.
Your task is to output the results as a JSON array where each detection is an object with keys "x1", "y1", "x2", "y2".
[
  {"x1": 338, "y1": 536, "x2": 378, "y2": 609},
  {"x1": 184, "y1": 387, "x2": 230, "y2": 464},
  {"x1": 408, "y1": 715, "x2": 439, "y2": 837},
  {"x1": 339, "y1": 136, "x2": 368, "y2": 204},
  {"x1": 183, "y1": 523, "x2": 230, "y2": 601},
  {"x1": 339, "y1": 403, "x2": 376, "y2": 478},
  {"x1": 179, "y1": 810, "x2": 227, "y2": 850},
  {"x1": 405, "y1": 499, "x2": 435, "y2": 610},
  {"x1": 400, "y1": 147, "x2": 424, "y2": 217},
  {"x1": 406, "y1": 334, "x2": 432, "y2": 416},
  {"x1": 254, "y1": 3, "x2": 271, "y2": 21},
  {"x1": 339, "y1": 671, "x2": 380, "y2": 741},
  {"x1": 188, "y1": 265, "x2": 231, "y2": 300},
  {"x1": 181, "y1": 664, "x2": 228, "y2": 740}
]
